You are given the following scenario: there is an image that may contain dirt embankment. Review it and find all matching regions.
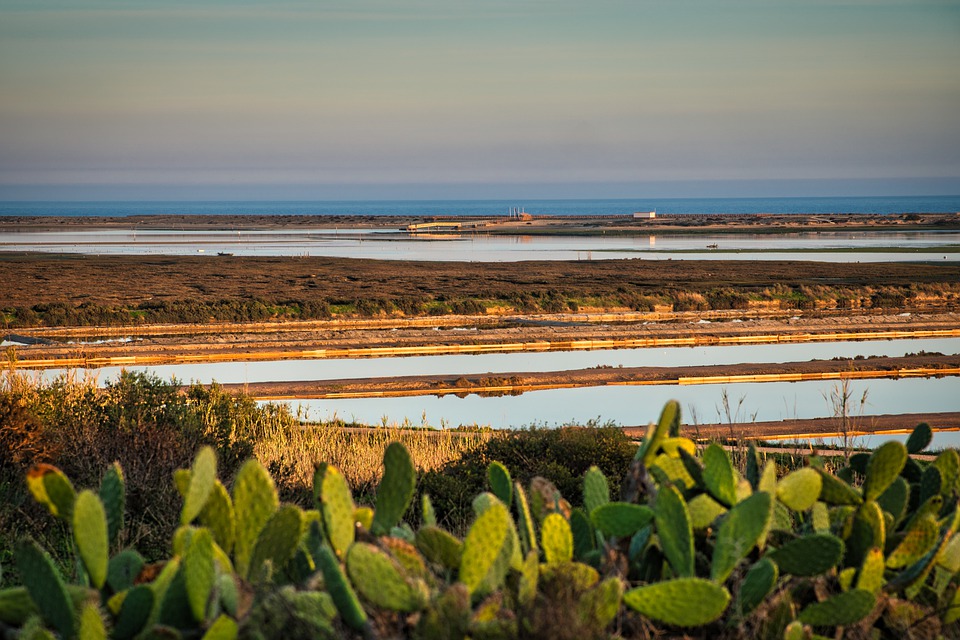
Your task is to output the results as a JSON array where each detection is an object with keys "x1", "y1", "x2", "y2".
[{"x1": 230, "y1": 353, "x2": 960, "y2": 400}]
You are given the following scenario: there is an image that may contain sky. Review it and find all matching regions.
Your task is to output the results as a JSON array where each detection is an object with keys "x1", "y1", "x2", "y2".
[{"x1": 1, "y1": 0, "x2": 959, "y2": 200}]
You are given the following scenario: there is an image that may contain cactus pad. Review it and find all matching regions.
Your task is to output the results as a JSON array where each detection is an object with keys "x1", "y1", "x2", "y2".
[
  {"x1": 876, "y1": 476, "x2": 909, "y2": 527},
  {"x1": 313, "y1": 539, "x2": 368, "y2": 632},
  {"x1": 248, "y1": 504, "x2": 303, "y2": 581},
  {"x1": 202, "y1": 614, "x2": 238, "y2": 640},
  {"x1": 199, "y1": 480, "x2": 235, "y2": 555},
  {"x1": 316, "y1": 465, "x2": 355, "y2": 559},
  {"x1": 578, "y1": 577, "x2": 623, "y2": 630},
  {"x1": 797, "y1": 588, "x2": 875, "y2": 626},
  {"x1": 460, "y1": 501, "x2": 512, "y2": 599},
  {"x1": 181, "y1": 446, "x2": 216, "y2": 525},
  {"x1": 655, "y1": 483, "x2": 694, "y2": 577},
  {"x1": 688, "y1": 493, "x2": 727, "y2": 530},
  {"x1": 857, "y1": 547, "x2": 885, "y2": 594},
  {"x1": 487, "y1": 461, "x2": 512, "y2": 506},
  {"x1": 72, "y1": 489, "x2": 109, "y2": 590},
  {"x1": 886, "y1": 514, "x2": 938, "y2": 568},
  {"x1": 817, "y1": 469, "x2": 863, "y2": 506},
  {"x1": 583, "y1": 466, "x2": 609, "y2": 515},
  {"x1": 513, "y1": 481, "x2": 537, "y2": 555},
  {"x1": 182, "y1": 527, "x2": 215, "y2": 622},
  {"x1": 78, "y1": 601, "x2": 106, "y2": 640},
  {"x1": 26, "y1": 464, "x2": 76, "y2": 520},
  {"x1": 623, "y1": 578, "x2": 730, "y2": 627},
  {"x1": 768, "y1": 533, "x2": 844, "y2": 576},
  {"x1": 421, "y1": 494, "x2": 436, "y2": 528},
  {"x1": 703, "y1": 444, "x2": 738, "y2": 507},
  {"x1": 372, "y1": 442, "x2": 417, "y2": 535},
  {"x1": 711, "y1": 491, "x2": 772, "y2": 583},
  {"x1": 776, "y1": 468, "x2": 822, "y2": 512},
  {"x1": 736, "y1": 557, "x2": 778, "y2": 617},
  {"x1": 99, "y1": 462, "x2": 125, "y2": 547},
  {"x1": 416, "y1": 525, "x2": 463, "y2": 570},
  {"x1": 906, "y1": 422, "x2": 933, "y2": 454},
  {"x1": 541, "y1": 512, "x2": 573, "y2": 564},
  {"x1": 232, "y1": 459, "x2": 279, "y2": 579},
  {"x1": 539, "y1": 560, "x2": 599, "y2": 590},
  {"x1": 933, "y1": 449, "x2": 960, "y2": 496},
  {"x1": 863, "y1": 441, "x2": 907, "y2": 502},
  {"x1": 113, "y1": 586, "x2": 153, "y2": 640},
  {"x1": 590, "y1": 503, "x2": 654, "y2": 539},
  {"x1": 346, "y1": 542, "x2": 429, "y2": 612},
  {"x1": 570, "y1": 507, "x2": 595, "y2": 559},
  {"x1": 14, "y1": 540, "x2": 75, "y2": 639}
]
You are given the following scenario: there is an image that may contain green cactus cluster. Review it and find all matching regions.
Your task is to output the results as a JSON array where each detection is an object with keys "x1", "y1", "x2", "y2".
[{"x1": 2, "y1": 401, "x2": 960, "y2": 639}]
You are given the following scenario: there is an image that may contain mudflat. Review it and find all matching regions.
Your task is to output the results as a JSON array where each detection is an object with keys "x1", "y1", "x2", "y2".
[{"x1": 3, "y1": 253, "x2": 959, "y2": 309}]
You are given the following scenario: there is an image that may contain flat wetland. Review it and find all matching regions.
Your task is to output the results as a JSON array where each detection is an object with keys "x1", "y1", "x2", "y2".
[{"x1": 4, "y1": 213, "x2": 959, "y2": 437}]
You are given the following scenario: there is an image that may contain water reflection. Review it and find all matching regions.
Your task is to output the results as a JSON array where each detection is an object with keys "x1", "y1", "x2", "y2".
[
  {"x1": 1, "y1": 228, "x2": 957, "y2": 262},
  {"x1": 35, "y1": 337, "x2": 960, "y2": 384},
  {"x1": 289, "y1": 377, "x2": 959, "y2": 430}
]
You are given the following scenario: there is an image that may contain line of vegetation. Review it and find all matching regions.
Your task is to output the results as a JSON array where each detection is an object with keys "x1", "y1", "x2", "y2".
[
  {"x1": 1, "y1": 392, "x2": 956, "y2": 638},
  {"x1": 4, "y1": 281, "x2": 957, "y2": 328}
]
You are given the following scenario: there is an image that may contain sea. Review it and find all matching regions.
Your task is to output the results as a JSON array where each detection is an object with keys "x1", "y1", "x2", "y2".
[{"x1": 1, "y1": 195, "x2": 959, "y2": 218}]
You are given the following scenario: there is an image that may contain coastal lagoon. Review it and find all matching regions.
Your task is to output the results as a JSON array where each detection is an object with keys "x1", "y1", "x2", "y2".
[{"x1": 1, "y1": 227, "x2": 958, "y2": 262}]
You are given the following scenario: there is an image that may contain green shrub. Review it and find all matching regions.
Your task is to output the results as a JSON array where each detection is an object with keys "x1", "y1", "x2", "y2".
[{"x1": 419, "y1": 425, "x2": 635, "y2": 531}]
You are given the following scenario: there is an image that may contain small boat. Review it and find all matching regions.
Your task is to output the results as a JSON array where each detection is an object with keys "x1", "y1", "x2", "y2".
[{"x1": 217, "y1": 252, "x2": 233, "y2": 257}]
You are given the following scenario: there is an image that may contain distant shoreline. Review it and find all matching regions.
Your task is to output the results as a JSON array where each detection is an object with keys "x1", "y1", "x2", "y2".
[{"x1": 3, "y1": 211, "x2": 960, "y2": 234}]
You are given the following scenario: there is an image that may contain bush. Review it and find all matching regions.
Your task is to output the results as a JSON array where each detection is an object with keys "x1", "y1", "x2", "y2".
[{"x1": 418, "y1": 425, "x2": 635, "y2": 531}]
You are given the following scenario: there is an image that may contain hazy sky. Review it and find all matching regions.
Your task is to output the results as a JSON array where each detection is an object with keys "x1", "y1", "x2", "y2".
[{"x1": 1, "y1": 0, "x2": 959, "y2": 199}]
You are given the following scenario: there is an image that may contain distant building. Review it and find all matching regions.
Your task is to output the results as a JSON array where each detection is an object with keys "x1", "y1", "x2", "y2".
[{"x1": 634, "y1": 211, "x2": 656, "y2": 219}]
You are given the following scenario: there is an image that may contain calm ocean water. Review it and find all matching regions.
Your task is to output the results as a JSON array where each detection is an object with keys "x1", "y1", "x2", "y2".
[{"x1": 1, "y1": 195, "x2": 959, "y2": 217}]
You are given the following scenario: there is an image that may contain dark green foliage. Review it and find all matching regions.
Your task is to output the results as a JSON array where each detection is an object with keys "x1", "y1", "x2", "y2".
[
  {"x1": 13, "y1": 540, "x2": 75, "y2": 639},
  {"x1": 907, "y1": 422, "x2": 933, "y2": 454},
  {"x1": 418, "y1": 425, "x2": 635, "y2": 529}
]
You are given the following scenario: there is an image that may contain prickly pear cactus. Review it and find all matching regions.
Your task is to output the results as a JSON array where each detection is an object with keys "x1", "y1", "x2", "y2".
[
  {"x1": 906, "y1": 422, "x2": 933, "y2": 454},
  {"x1": 232, "y1": 458, "x2": 279, "y2": 578},
  {"x1": 768, "y1": 534, "x2": 844, "y2": 577},
  {"x1": 583, "y1": 466, "x2": 609, "y2": 515},
  {"x1": 863, "y1": 441, "x2": 907, "y2": 502},
  {"x1": 346, "y1": 542, "x2": 429, "y2": 612},
  {"x1": 711, "y1": 491, "x2": 772, "y2": 583},
  {"x1": 487, "y1": 461, "x2": 512, "y2": 507},
  {"x1": 590, "y1": 503, "x2": 653, "y2": 539},
  {"x1": 624, "y1": 578, "x2": 730, "y2": 627},
  {"x1": 797, "y1": 589, "x2": 875, "y2": 626},
  {"x1": 72, "y1": 490, "x2": 109, "y2": 590},
  {"x1": 654, "y1": 483, "x2": 694, "y2": 577},
  {"x1": 181, "y1": 446, "x2": 216, "y2": 525},
  {"x1": 315, "y1": 464, "x2": 355, "y2": 559},
  {"x1": 736, "y1": 557, "x2": 778, "y2": 617},
  {"x1": 459, "y1": 500, "x2": 513, "y2": 599},
  {"x1": 776, "y1": 467, "x2": 822, "y2": 512},
  {"x1": 247, "y1": 504, "x2": 303, "y2": 581},
  {"x1": 541, "y1": 513, "x2": 573, "y2": 564},
  {"x1": 372, "y1": 442, "x2": 417, "y2": 535},
  {"x1": 99, "y1": 462, "x2": 125, "y2": 546},
  {"x1": 416, "y1": 525, "x2": 464, "y2": 570},
  {"x1": 26, "y1": 464, "x2": 76, "y2": 520},
  {"x1": 703, "y1": 444, "x2": 738, "y2": 508},
  {"x1": 13, "y1": 540, "x2": 75, "y2": 639}
]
